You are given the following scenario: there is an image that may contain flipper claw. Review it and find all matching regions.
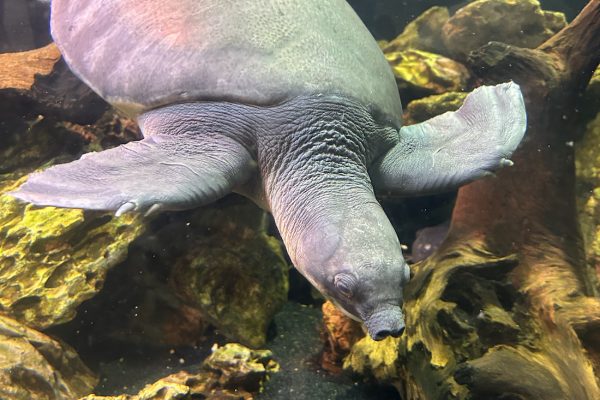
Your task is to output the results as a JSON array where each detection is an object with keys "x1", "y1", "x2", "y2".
[
  {"x1": 115, "y1": 202, "x2": 136, "y2": 217},
  {"x1": 144, "y1": 203, "x2": 163, "y2": 217}
]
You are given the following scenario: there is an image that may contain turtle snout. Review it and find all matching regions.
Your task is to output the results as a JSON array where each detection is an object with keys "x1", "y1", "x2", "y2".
[
  {"x1": 365, "y1": 306, "x2": 405, "y2": 341},
  {"x1": 372, "y1": 325, "x2": 405, "y2": 341}
]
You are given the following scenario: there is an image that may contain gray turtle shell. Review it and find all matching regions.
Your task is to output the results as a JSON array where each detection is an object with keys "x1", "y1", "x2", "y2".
[{"x1": 51, "y1": 0, "x2": 402, "y2": 125}]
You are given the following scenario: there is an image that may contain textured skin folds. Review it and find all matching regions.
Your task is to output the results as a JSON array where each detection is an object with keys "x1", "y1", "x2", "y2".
[{"x1": 257, "y1": 96, "x2": 408, "y2": 337}]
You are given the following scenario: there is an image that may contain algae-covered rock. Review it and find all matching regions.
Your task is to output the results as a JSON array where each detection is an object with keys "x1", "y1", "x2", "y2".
[
  {"x1": 442, "y1": 0, "x2": 566, "y2": 61},
  {"x1": 170, "y1": 201, "x2": 288, "y2": 348},
  {"x1": 80, "y1": 343, "x2": 278, "y2": 400},
  {"x1": 0, "y1": 314, "x2": 97, "y2": 400},
  {"x1": 0, "y1": 175, "x2": 146, "y2": 329},
  {"x1": 385, "y1": 49, "x2": 470, "y2": 98},
  {"x1": 383, "y1": 7, "x2": 449, "y2": 56},
  {"x1": 404, "y1": 91, "x2": 468, "y2": 125},
  {"x1": 343, "y1": 335, "x2": 401, "y2": 383},
  {"x1": 203, "y1": 343, "x2": 279, "y2": 391}
]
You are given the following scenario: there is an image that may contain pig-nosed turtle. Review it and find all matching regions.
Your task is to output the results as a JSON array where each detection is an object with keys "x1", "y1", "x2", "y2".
[{"x1": 11, "y1": 0, "x2": 526, "y2": 340}]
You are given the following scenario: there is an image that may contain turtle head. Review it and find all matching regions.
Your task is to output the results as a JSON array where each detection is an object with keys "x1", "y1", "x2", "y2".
[
  {"x1": 324, "y1": 260, "x2": 409, "y2": 341},
  {"x1": 292, "y1": 205, "x2": 411, "y2": 341}
]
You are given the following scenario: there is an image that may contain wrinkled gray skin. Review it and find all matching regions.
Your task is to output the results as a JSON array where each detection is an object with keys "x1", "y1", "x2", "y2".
[{"x1": 10, "y1": 0, "x2": 527, "y2": 340}]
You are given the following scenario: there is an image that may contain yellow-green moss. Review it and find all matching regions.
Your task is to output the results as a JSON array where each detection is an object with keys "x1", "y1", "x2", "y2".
[
  {"x1": 343, "y1": 335, "x2": 401, "y2": 382},
  {"x1": 171, "y1": 203, "x2": 289, "y2": 348},
  {"x1": 404, "y1": 91, "x2": 468, "y2": 125},
  {"x1": 385, "y1": 49, "x2": 470, "y2": 96},
  {"x1": 0, "y1": 174, "x2": 146, "y2": 329}
]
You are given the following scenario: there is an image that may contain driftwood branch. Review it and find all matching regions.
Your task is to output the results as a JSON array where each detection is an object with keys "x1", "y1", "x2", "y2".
[
  {"x1": 0, "y1": 43, "x2": 60, "y2": 90},
  {"x1": 0, "y1": 43, "x2": 107, "y2": 124},
  {"x1": 539, "y1": 0, "x2": 600, "y2": 91},
  {"x1": 400, "y1": 1, "x2": 600, "y2": 398}
]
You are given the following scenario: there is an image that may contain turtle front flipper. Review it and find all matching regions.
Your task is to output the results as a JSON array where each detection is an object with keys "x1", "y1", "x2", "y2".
[
  {"x1": 10, "y1": 111, "x2": 256, "y2": 215},
  {"x1": 371, "y1": 82, "x2": 526, "y2": 196}
]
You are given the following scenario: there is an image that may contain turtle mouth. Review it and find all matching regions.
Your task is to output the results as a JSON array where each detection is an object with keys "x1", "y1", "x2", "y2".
[
  {"x1": 329, "y1": 298, "x2": 361, "y2": 322},
  {"x1": 364, "y1": 306, "x2": 405, "y2": 341}
]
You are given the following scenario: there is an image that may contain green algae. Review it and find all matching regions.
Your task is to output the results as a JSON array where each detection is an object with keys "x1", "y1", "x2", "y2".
[
  {"x1": 171, "y1": 202, "x2": 289, "y2": 348},
  {"x1": 404, "y1": 91, "x2": 468, "y2": 125},
  {"x1": 0, "y1": 174, "x2": 146, "y2": 329},
  {"x1": 385, "y1": 49, "x2": 470, "y2": 97}
]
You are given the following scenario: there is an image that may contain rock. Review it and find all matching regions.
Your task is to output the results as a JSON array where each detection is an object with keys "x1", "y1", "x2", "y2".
[
  {"x1": 0, "y1": 117, "x2": 85, "y2": 175},
  {"x1": 170, "y1": 201, "x2": 289, "y2": 348},
  {"x1": 80, "y1": 343, "x2": 278, "y2": 400},
  {"x1": 51, "y1": 197, "x2": 287, "y2": 350},
  {"x1": 320, "y1": 301, "x2": 364, "y2": 374},
  {"x1": 0, "y1": 174, "x2": 146, "y2": 329},
  {"x1": 343, "y1": 335, "x2": 401, "y2": 383},
  {"x1": 442, "y1": 0, "x2": 567, "y2": 61},
  {"x1": 0, "y1": 314, "x2": 97, "y2": 400},
  {"x1": 404, "y1": 91, "x2": 468, "y2": 125},
  {"x1": 203, "y1": 343, "x2": 279, "y2": 392},
  {"x1": 543, "y1": 10, "x2": 568, "y2": 33},
  {"x1": 58, "y1": 253, "x2": 209, "y2": 349},
  {"x1": 383, "y1": 7, "x2": 450, "y2": 56},
  {"x1": 0, "y1": 106, "x2": 146, "y2": 331},
  {"x1": 385, "y1": 49, "x2": 470, "y2": 99}
]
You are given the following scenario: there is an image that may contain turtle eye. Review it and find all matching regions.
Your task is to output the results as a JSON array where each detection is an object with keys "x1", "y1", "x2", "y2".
[{"x1": 334, "y1": 273, "x2": 357, "y2": 299}]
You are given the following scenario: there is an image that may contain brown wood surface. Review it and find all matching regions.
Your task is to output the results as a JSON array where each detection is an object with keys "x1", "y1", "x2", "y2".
[
  {"x1": 0, "y1": 44, "x2": 107, "y2": 124},
  {"x1": 401, "y1": 1, "x2": 600, "y2": 399},
  {"x1": 0, "y1": 43, "x2": 60, "y2": 90}
]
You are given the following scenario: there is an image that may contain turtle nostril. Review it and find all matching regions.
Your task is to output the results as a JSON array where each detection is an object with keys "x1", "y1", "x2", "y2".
[
  {"x1": 374, "y1": 326, "x2": 405, "y2": 340},
  {"x1": 391, "y1": 326, "x2": 405, "y2": 338},
  {"x1": 367, "y1": 307, "x2": 406, "y2": 341},
  {"x1": 373, "y1": 330, "x2": 391, "y2": 341}
]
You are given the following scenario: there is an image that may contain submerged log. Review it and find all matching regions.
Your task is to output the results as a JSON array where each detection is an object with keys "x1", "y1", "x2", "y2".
[
  {"x1": 401, "y1": 1, "x2": 600, "y2": 398},
  {"x1": 0, "y1": 43, "x2": 107, "y2": 124}
]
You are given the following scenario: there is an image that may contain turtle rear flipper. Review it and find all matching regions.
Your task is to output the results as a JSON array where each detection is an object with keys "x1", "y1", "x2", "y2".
[
  {"x1": 10, "y1": 133, "x2": 255, "y2": 216},
  {"x1": 371, "y1": 82, "x2": 526, "y2": 196}
]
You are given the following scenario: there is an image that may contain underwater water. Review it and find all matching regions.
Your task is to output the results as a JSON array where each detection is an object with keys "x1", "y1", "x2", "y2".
[{"x1": 0, "y1": 0, "x2": 599, "y2": 400}]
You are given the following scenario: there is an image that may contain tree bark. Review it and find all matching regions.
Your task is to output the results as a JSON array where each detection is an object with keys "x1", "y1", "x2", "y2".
[
  {"x1": 401, "y1": 1, "x2": 600, "y2": 399},
  {"x1": 0, "y1": 43, "x2": 107, "y2": 125}
]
